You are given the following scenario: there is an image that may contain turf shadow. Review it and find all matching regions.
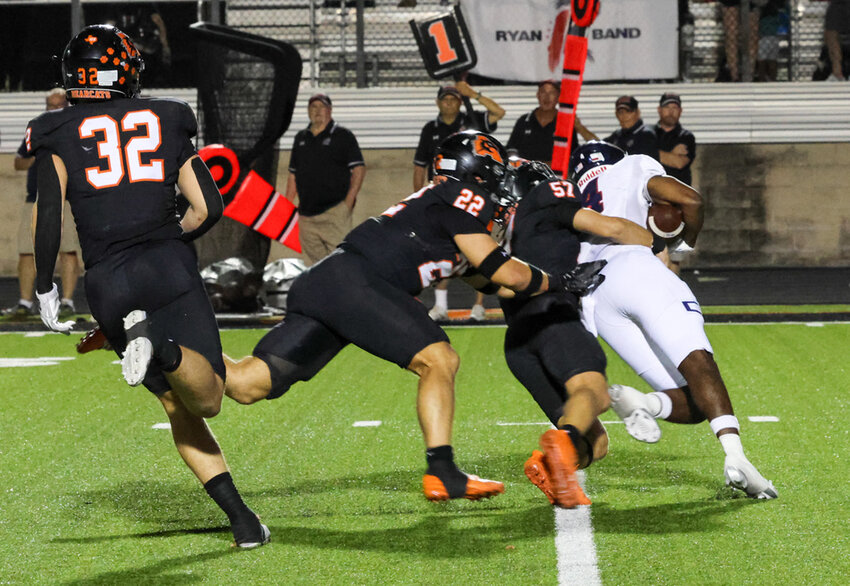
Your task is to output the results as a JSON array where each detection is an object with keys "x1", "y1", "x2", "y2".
[
  {"x1": 264, "y1": 505, "x2": 555, "y2": 559},
  {"x1": 60, "y1": 549, "x2": 232, "y2": 586},
  {"x1": 589, "y1": 497, "x2": 760, "y2": 535}
]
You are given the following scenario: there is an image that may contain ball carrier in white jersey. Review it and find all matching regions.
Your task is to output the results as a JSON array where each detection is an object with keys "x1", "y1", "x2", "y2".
[{"x1": 571, "y1": 141, "x2": 777, "y2": 499}]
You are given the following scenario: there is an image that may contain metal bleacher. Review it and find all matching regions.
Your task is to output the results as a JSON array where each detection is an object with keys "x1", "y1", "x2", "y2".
[{"x1": 2, "y1": 82, "x2": 848, "y2": 154}]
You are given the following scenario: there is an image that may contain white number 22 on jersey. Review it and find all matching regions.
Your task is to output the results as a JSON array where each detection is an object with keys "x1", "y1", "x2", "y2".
[{"x1": 79, "y1": 109, "x2": 165, "y2": 189}]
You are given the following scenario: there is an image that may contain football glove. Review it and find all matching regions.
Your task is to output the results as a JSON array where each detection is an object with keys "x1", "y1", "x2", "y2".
[
  {"x1": 36, "y1": 283, "x2": 75, "y2": 334},
  {"x1": 551, "y1": 260, "x2": 607, "y2": 296}
]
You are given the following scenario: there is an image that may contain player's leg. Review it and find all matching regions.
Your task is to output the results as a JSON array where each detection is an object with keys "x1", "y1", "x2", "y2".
[
  {"x1": 676, "y1": 349, "x2": 777, "y2": 499},
  {"x1": 286, "y1": 252, "x2": 502, "y2": 501},
  {"x1": 598, "y1": 251, "x2": 776, "y2": 497},
  {"x1": 229, "y1": 312, "x2": 348, "y2": 404},
  {"x1": 14, "y1": 254, "x2": 36, "y2": 311},
  {"x1": 57, "y1": 252, "x2": 80, "y2": 313},
  {"x1": 429, "y1": 280, "x2": 450, "y2": 320},
  {"x1": 506, "y1": 318, "x2": 604, "y2": 507},
  {"x1": 470, "y1": 290, "x2": 486, "y2": 321},
  {"x1": 8, "y1": 204, "x2": 36, "y2": 314},
  {"x1": 157, "y1": 390, "x2": 269, "y2": 548}
]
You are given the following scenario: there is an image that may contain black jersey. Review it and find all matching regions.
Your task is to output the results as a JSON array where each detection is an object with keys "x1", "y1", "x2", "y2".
[
  {"x1": 501, "y1": 178, "x2": 584, "y2": 326},
  {"x1": 25, "y1": 97, "x2": 197, "y2": 268},
  {"x1": 341, "y1": 179, "x2": 496, "y2": 296}
]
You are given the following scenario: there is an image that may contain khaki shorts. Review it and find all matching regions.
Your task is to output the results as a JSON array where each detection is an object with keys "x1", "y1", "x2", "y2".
[
  {"x1": 298, "y1": 200, "x2": 353, "y2": 266},
  {"x1": 18, "y1": 201, "x2": 80, "y2": 255}
]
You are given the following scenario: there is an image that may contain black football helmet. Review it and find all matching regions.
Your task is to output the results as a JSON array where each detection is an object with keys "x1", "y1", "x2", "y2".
[
  {"x1": 61, "y1": 24, "x2": 144, "y2": 102},
  {"x1": 432, "y1": 130, "x2": 508, "y2": 195},
  {"x1": 568, "y1": 140, "x2": 625, "y2": 190}
]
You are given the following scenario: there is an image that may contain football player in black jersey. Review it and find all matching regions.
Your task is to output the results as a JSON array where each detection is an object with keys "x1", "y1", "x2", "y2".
[
  {"x1": 497, "y1": 160, "x2": 656, "y2": 508},
  {"x1": 224, "y1": 131, "x2": 605, "y2": 502},
  {"x1": 28, "y1": 25, "x2": 269, "y2": 548}
]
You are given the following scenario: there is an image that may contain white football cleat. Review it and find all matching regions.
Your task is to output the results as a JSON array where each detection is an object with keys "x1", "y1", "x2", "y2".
[
  {"x1": 469, "y1": 304, "x2": 486, "y2": 322},
  {"x1": 608, "y1": 384, "x2": 661, "y2": 443},
  {"x1": 122, "y1": 310, "x2": 153, "y2": 387},
  {"x1": 724, "y1": 455, "x2": 778, "y2": 499},
  {"x1": 428, "y1": 305, "x2": 449, "y2": 321}
]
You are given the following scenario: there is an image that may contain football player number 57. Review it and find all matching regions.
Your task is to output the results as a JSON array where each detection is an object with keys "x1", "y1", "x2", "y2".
[{"x1": 79, "y1": 110, "x2": 164, "y2": 189}]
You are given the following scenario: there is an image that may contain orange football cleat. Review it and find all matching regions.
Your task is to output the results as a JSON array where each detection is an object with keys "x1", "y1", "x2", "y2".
[
  {"x1": 539, "y1": 429, "x2": 591, "y2": 508},
  {"x1": 422, "y1": 473, "x2": 505, "y2": 501},
  {"x1": 524, "y1": 450, "x2": 555, "y2": 505},
  {"x1": 76, "y1": 326, "x2": 110, "y2": 353}
]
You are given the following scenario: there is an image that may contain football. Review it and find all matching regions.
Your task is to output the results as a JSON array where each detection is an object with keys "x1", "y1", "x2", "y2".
[{"x1": 647, "y1": 203, "x2": 685, "y2": 238}]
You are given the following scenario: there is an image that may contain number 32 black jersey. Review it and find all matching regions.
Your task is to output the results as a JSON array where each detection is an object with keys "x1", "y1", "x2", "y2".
[
  {"x1": 25, "y1": 97, "x2": 197, "y2": 268},
  {"x1": 342, "y1": 179, "x2": 497, "y2": 296}
]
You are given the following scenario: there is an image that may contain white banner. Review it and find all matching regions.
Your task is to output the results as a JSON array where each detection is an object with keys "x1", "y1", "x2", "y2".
[{"x1": 462, "y1": 0, "x2": 678, "y2": 82}]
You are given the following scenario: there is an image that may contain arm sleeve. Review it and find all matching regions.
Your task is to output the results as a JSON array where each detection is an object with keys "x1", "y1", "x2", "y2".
[
  {"x1": 33, "y1": 155, "x2": 63, "y2": 294},
  {"x1": 181, "y1": 157, "x2": 224, "y2": 242},
  {"x1": 175, "y1": 103, "x2": 199, "y2": 167}
]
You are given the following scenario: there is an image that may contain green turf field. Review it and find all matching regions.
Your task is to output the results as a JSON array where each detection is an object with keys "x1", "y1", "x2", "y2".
[{"x1": 1, "y1": 324, "x2": 848, "y2": 584}]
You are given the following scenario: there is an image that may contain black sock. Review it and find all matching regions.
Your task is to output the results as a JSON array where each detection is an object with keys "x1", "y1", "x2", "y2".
[
  {"x1": 155, "y1": 339, "x2": 182, "y2": 373},
  {"x1": 203, "y1": 472, "x2": 261, "y2": 543},
  {"x1": 558, "y1": 424, "x2": 584, "y2": 452},
  {"x1": 425, "y1": 445, "x2": 467, "y2": 498}
]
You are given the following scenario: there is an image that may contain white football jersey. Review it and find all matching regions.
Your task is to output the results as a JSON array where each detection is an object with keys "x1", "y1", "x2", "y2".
[{"x1": 578, "y1": 154, "x2": 666, "y2": 263}]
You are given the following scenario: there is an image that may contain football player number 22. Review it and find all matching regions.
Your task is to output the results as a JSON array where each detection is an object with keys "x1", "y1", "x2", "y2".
[{"x1": 79, "y1": 110, "x2": 164, "y2": 188}]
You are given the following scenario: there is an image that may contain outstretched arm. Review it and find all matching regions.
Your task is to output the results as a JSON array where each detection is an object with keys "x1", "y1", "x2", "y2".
[{"x1": 573, "y1": 208, "x2": 652, "y2": 247}]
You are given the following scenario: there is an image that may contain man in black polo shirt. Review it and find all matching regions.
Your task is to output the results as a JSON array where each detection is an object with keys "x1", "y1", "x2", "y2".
[
  {"x1": 603, "y1": 96, "x2": 659, "y2": 161},
  {"x1": 412, "y1": 82, "x2": 504, "y2": 191},
  {"x1": 505, "y1": 81, "x2": 595, "y2": 166},
  {"x1": 285, "y1": 93, "x2": 366, "y2": 265},
  {"x1": 654, "y1": 92, "x2": 696, "y2": 186},
  {"x1": 413, "y1": 81, "x2": 505, "y2": 321}
]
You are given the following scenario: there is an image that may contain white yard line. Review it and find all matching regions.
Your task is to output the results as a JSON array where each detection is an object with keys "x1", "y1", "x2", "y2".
[
  {"x1": 352, "y1": 420, "x2": 382, "y2": 427},
  {"x1": 556, "y1": 470, "x2": 601, "y2": 586}
]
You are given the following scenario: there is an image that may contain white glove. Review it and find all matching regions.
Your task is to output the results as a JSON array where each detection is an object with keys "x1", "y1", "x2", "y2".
[
  {"x1": 36, "y1": 283, "x2": 75, "y2": 334},
  {"x1": 669, "y1": 239, "x2": 694, "y2": 255}
]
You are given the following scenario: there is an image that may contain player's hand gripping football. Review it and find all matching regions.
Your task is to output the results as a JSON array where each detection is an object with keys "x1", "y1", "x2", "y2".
[
  {"x1": 553, "y1": 260, "x2": 607, "y2": 296},
  {"x1": 35, "y1": 283, "x2": 75, "y2": 334}
]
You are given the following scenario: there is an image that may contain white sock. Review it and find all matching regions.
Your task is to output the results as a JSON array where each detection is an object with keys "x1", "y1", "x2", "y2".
[
  {"x1": 19, "y1": 299, "x2": 33, "y2": 309},
  {"x1": 718, "y1": 431, "x2": 745, "y2": 458},
  {"x1": 434, "y1": 289, "x2": 448, "y2": 308},
  {"x1": 648, "y1": 392, "x2": 672, "y2": 419}
]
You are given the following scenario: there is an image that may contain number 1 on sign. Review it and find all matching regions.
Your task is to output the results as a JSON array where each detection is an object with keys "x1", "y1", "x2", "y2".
[{"x1": 427, "y1": 20, "x2": 458, "y2": 65}]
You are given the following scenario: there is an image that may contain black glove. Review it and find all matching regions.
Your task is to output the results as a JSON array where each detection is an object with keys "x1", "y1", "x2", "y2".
[{"x1": 550, "y1": 260, "x2": 607, "y2": 296}]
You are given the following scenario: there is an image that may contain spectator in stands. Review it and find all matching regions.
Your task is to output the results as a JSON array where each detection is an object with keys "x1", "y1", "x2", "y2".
[
  {"x1": 413, "y1": 82, "x2": 505, "y2": 322},
  {"x1": 413, "y1": 83, "x2": 505, "y2": 191},
  {"x1": 756, "y1": 0, "x2": 788, "y2": 82},
  {"x1": 654, "y1": 92, "x2": 697, "y2": 275},
  {"x1": 654, "y1": 92, "x2": 695, "y2": 186},
  {"x1": 576, "y1": 96, "x2": 660, "y2": 160},
  {"x1": 824, "y1": 0, "x2": 850, "y2": 81},
  {"x1": 505, "y1": 80, "x2": 595, "y2": 166},
  {"x1": 719, "y1": 0, "x2": 763, "y2": 82},
  {"x1": 4, "y1": 88, "x2": 80, "y2": 317},
  {"x1": 285, "y1": 93, "x2": 366, "y2": 266}
]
